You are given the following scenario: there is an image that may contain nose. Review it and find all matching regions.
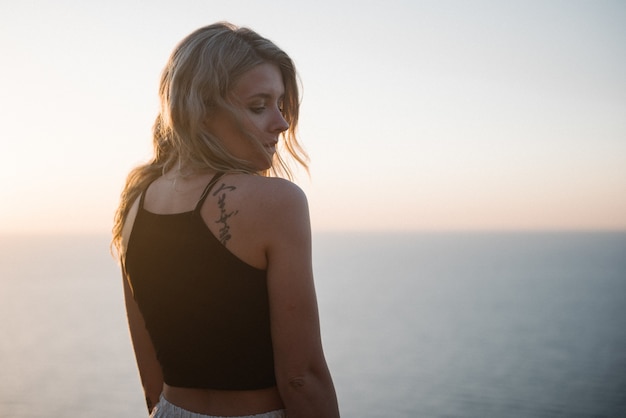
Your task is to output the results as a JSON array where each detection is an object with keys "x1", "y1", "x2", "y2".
[{"x1": 272, "y1": 109, "x2": 290, "y2": 133}]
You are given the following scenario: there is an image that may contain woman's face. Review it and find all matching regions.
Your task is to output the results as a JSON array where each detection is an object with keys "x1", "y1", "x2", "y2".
[{"x1": 207, "y1": 62, "x2": 290, "y2": 170}]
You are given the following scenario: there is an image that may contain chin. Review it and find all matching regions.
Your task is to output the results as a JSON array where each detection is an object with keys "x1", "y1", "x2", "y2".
[
  {"x1": 250, "y1": 155, "x2": 274, "y2": 172},
  {"x1": 255, "y1": 163, "x2": 273, "y2": 172}
]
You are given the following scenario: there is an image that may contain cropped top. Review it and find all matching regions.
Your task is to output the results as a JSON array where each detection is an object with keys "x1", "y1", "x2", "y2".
[{"x1": 124, "y1": 173, "x2": 276, "y2": 390}]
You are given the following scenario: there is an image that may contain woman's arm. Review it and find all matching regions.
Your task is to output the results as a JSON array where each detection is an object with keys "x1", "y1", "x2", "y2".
[
  {"x1": 123, "y1": 277, "x2": 164, "y2": 413},
  {"x1": 264, "y1": 181, "x2": 340, "y2": 418},
  {"x1": 120, "y1": 197, "x2": 164, "y2": 414}
]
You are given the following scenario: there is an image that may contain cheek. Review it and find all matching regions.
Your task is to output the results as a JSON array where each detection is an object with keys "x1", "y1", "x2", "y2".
[
  {"x1": 209, "y1": 112, "x2": 245, "y2": 142},
  {"x1": 241, "y1": 113, "x2": 264, "y2": 133}
]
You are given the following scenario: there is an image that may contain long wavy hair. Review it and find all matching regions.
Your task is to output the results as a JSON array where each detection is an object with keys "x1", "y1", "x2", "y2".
[{"x1": 112, "y1": 22, "x2": 307, "y2": 254}]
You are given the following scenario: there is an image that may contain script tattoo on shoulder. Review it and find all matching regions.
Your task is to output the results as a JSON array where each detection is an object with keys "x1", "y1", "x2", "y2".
[{"x1": 212, "y1": 183, "x2": 239, "y2": 246}]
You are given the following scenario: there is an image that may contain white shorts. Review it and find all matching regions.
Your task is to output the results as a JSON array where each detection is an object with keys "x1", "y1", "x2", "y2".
[{"x1": 149, "y1": 395, "x2": 286, "y2": 418}]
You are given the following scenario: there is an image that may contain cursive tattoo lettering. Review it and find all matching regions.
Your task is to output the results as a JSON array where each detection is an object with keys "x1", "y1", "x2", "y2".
[{"x1": 212, "y1": 183, "x2": 239, "y2": 245}]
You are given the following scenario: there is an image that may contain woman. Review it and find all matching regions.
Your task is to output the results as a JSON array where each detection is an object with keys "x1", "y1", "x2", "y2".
[{"x1": 112, "y1": 22, "x2": 339, "y2": 418}]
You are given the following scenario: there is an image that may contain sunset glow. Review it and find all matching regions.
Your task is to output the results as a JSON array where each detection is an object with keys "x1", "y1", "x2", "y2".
[{"x1": 1, "y1": 0, "x2": 624, "y2": 233}]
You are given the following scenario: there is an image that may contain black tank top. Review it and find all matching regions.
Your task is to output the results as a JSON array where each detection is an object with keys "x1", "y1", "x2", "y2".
[{"x1": 124, "y1": 173, "x2": 276, "y2": 390}]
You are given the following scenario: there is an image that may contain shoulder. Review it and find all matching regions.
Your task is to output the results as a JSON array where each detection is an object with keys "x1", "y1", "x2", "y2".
[
  {"x1": 224, "y1": 174, "x2": 310, "y2": 242},
  {"x1": 227, "y1": 174, "x2": 309, "y2": 214},
  {"x1": 193, "y1": 173, "x2": 310, "y2": 267}
]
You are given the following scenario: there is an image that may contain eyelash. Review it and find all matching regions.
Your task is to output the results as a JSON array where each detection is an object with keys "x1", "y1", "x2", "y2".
[{"x1": 249, "y1": 105, "x2": 285, "y2": 114}]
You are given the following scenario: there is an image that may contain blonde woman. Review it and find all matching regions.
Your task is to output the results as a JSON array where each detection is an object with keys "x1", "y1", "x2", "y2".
[{"x1": 112, "y1": 22, "x2": 339, "y2": 418}]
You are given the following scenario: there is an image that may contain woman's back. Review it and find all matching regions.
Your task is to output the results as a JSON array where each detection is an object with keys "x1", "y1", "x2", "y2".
[
  {"x1": 127, "y1": 171, "x2": 273, "y2": 385},
  {"x1": 124, "y1": 171, "x2": 312, "y2": 415},
  {"x1": 141, "y1": 172, "x2": 302, "y2": 270}
]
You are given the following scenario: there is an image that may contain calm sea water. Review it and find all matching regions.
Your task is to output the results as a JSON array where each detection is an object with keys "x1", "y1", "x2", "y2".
[{"x1": 0, "y1": 232, "x2": 625, "y2": 417}]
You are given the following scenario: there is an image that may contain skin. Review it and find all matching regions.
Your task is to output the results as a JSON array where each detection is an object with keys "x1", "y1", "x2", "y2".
[
  {"x1": 122, "y1": 63, "x2": 339, "y2": 417},
  {"x1": 206, "y1": 62, "x2": 289, "y2": 171}
]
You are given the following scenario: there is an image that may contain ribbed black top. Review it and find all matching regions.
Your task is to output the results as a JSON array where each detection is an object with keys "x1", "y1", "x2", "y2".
[{"x1": 124, "y1": 174, "x2": 276, "y2": 390}]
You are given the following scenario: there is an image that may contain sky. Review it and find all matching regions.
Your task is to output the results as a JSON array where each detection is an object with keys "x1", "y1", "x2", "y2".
[{"x1": 0, "y1": 0, "x2": 625, "y2": 234}]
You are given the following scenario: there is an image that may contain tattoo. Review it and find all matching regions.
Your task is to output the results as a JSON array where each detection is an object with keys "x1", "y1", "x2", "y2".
[{"x1": 212, "y1": 183, "x2": 239, "y2": 245}]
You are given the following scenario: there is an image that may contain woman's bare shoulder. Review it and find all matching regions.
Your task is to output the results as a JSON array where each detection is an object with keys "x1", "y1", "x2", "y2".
[
  {"x1": 226, "y1": 175, "x2": 310, "y2": 235},
  {"x1": 231, "y1": 175, "x2": 308, "y2": 209}
]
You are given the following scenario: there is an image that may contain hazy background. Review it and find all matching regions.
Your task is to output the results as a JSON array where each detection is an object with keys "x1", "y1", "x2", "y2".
[
  {"x1": 1, "y1": 3, "x2": 625, "y2": 416},
  {"x1": 1, "y1": 0, "x2": 625, "y2": 234}
]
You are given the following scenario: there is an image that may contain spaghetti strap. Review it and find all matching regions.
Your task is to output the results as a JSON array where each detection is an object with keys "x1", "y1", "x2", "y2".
[
  {"x1": 194, "y1": 172, "x2": 225, "y2": 213},
  {"x1": 138, "y1": 180, "x2": 155, "y2": 210}
]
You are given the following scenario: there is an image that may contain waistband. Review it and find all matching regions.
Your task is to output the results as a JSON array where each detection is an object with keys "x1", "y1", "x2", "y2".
[{"x1": 150, "y1": 395, "x2": 286, "y2": 418}]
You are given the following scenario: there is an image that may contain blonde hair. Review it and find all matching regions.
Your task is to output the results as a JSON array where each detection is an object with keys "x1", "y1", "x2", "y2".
[{"x1": 112, "y1": 22, "x2": 307, "y2": 253}]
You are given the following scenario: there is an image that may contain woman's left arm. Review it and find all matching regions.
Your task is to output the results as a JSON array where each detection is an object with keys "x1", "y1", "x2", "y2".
[
  {"x1": 123, "y1": 275, "x2": 164, "y2": 414},
  {"x1": 120, "y1": 197, "x2": 164, "y2": 414},
  {"x1": 263, "y1": 180, "x2": 340, "y2": 418}
]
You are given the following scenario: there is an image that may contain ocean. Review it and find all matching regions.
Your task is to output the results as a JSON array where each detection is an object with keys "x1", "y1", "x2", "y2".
[{"x1": 1, "y1": 232, "x2": 625, "y2": 417}]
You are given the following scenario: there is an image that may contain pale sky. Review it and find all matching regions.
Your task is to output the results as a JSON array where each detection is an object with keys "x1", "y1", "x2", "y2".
[{"x1": 1, "y1": 0, "x2": 625, "y2": 234}]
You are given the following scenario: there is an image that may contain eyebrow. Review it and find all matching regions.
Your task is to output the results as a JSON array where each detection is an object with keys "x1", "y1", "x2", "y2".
[{"x1": 244, "y1": 92, "x2": 284, "y2": 101}]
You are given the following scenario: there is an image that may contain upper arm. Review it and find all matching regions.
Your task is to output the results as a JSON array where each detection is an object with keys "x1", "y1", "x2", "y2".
[
  {"x1": 119, "y1": 196, "x2": 163, "y2": 410},
  {"x1": 123, "y1": 272, "x2": 163, "y2": 411},
  {"x1": 264, "y1": 182, "x2": 325, "y2": 379}
]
